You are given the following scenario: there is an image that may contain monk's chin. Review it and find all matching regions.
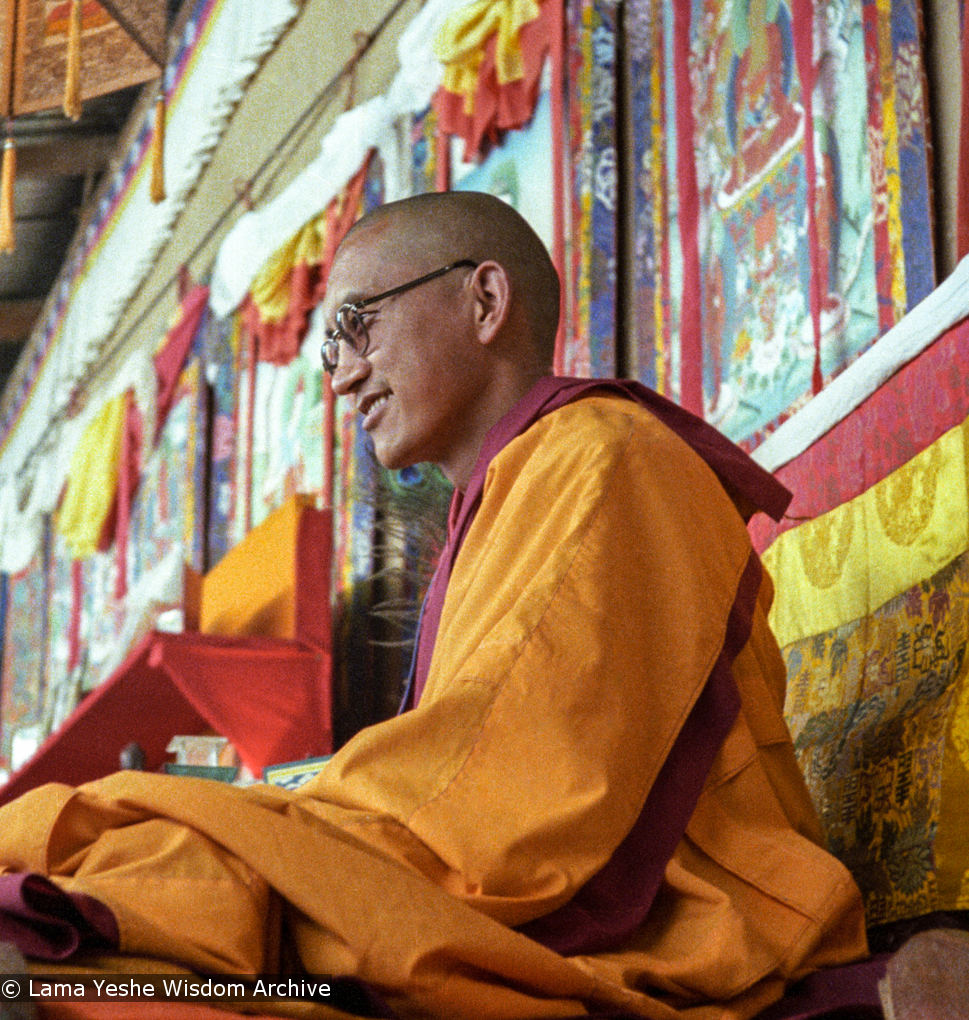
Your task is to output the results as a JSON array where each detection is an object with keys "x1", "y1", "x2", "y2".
[{"x1": 369, "y1": 437, "x2": 418, "y2": 473}]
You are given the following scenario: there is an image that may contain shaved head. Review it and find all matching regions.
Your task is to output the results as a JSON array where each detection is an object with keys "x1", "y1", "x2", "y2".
[
  {"x1": 341, "y1": 191, "x2": 560, "y2": 367},
  {"x1": 325, "y1": 191, "x2": 561, "y2": 487}
]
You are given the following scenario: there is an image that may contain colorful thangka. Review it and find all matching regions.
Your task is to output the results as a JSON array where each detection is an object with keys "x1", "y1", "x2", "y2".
[
  {"x1": 410, "y1": 105, "x2": 439, "y2": 196},
  {"x1": 330, "y1": 154, "x2": 386, "y2": 743},
  {"x1": 0, "y1": 537, "x2": 49, "y2": 768},
  {"x1": 127, "y1": 361, "x2": 199, "y2": 593},
  {"x1": 562, "y1": 0, "x2": 619, "y2": 379},
  {"x1": 43, "y1": 534, "x2": 81, "y2": 706},
  {"x1": 204, "y1": 312, "x2": 243, "y2": 571},
  {"x1": 629, "y1": 0, "x2": 935, "y2": 446},
  {"x1": 249, "y1": 354, "x2": 326, "y2": 531},
  {"x1": 5, "y1": 0, "x2": 160, "y2": 115}
]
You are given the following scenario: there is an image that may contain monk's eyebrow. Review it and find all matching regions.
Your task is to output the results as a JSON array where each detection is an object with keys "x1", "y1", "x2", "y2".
[{"x1": 328, "y1": 288, "x2": 370, "y2": 309}]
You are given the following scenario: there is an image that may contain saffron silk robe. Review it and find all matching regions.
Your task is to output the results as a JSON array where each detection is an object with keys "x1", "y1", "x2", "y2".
[{"x1": 0, "y1": 396, "x2": 867, "y2": 1020}]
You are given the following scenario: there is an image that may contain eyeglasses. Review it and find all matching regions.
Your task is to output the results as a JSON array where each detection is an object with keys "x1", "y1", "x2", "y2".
[{"x1": 321, "y1": 260, "x2": 479, "y2": 374}]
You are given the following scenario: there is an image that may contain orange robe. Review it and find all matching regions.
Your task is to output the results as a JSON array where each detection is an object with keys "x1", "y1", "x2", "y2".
[{"x1": 0, "y1": 396, "x2": 867, "y2": 1019}]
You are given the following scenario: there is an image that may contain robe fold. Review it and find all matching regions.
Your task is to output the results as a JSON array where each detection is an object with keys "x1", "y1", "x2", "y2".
[{"x1": 0, "y1": 385, "x2": 867, "y2": 1020}]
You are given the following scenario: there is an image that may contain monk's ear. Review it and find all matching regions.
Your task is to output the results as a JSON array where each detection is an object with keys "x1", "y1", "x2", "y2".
[{"x1": 469, "y1": 261, "x2": 511, "y2": 345}]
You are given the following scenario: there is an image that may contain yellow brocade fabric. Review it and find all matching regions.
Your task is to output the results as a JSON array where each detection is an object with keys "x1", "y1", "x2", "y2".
[
  {"x1": 762, "y1": 411, "x2": 969, "y2": 930},
  {"x1": 763, "y1": 418, "x2": 969, "y2": 647},
  {"x1": 783, "y1": 549, "x2": 969, "y2": 927},
  {"x1": 434, "y1": 0, "x2": 541, "y2": 112},
  {"x1": 0, "y1": 398, "x2": 865, "y2": 1019},
  {"x1": 56, "y1": 394, "x2": 127, "y2": 558}
]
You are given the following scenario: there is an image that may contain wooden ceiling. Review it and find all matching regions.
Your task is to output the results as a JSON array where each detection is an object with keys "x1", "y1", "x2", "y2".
[{"x1": 0, "y1": 1, "x2": 182, "y2": 399}]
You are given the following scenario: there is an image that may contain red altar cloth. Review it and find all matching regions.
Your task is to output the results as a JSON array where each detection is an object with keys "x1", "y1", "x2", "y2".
[{"x1": 0, "y1": 629, "x2": 331, "y2": 806}]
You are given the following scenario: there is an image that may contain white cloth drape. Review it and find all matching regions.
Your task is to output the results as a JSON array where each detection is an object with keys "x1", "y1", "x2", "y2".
[
  {"x1": 753, "y1": 255, "x2": 969, "y2": 472},
  {"x1": 208, "y1": 0, "x2": 474, "y2": 317},
  {"x1": 0, "y1": 0, "x2": 302, "y2": 567}
]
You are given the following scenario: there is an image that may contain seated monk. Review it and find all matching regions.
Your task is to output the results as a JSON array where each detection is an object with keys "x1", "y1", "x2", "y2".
[{"x1": 1, "y1": 191, "x2": 874, "y2": 1019}]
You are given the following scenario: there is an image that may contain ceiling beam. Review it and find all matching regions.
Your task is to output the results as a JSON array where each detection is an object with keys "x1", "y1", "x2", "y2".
[
  {"x1": 0, "y1": 298, "x2": 44, "y2": 341},
  {"x1": 16, "y1": 135, "x2": 116, "y2": 178}
]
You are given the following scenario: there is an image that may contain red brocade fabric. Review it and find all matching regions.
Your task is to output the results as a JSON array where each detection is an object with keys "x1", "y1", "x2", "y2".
[{"x1": 749, "y1": 316, "x2": 969, "y2": 554}]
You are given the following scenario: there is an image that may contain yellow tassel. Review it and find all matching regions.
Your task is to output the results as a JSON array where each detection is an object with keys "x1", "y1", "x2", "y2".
[
  {"x1": 0, "y1": 138, "x2": 16, "y2": 254},
  {"x1": 64, "y1": 0, "x2": 83, "y2": 121},
  {"x1": 150, "y1": 93, "x2": 166, "y2": 203}
]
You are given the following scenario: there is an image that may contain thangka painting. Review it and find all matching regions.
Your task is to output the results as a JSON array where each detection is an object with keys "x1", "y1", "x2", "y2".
[
  {"x1": 204, "y1": 312, "x2": 242, "y2": 571},
  {"x1": 329, "y1": 154, "x2": 385, "y2": 743},
  {"x1": 165, "y1": 293, "x2": 217, "y2": 576},
  {"x1": 228, "y1": 320, "x2": 258, "y2": 547},
  {"x1": 43, "y1": 539, "x2": 114, "y2": 727},
  {"x1": 563, "y1": 0, "x2": 618, "y2": 378},
  {"x1": 41, "y1": 530, "x2": 76, "y2": 725},
  {"x1": 0, "y1": 534, "x2": 49, "y2": 767},
  {"x1": 128, "y1": 361, "x2": 199, "y2": 591},
  {"x1": 180, "y1": 357, "x2": 209, "y2": 573},
  {"x1": 453, "y1": 89, "x2": 556, "y2": 264},
  {"x1": 629, "y1": 0, "x2": 935, "y2": 446},
  {"x1": 410, "y1": 105, "x2": 440, "y2": 196},
  {"x1": 429, "y1": 0, "x2": 619, "y2": 379},
  {"x1": 1, "y1": 2, "x2": 14, "y2": 113},
  {"x1": 249, "y1": 352, "x2": 325, "y2": 529},
  {"x1": 7, "y1": 0, "x2": 161, "y2": 115},
  {"x1": 695, "y1": 0, "x2": 825, "y2": 439},
  {"x1": 81, "y1": 548, "x2": 125, "y2": 689}
]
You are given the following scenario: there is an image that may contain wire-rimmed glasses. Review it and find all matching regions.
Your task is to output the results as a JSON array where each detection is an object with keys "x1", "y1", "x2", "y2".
[{"x1": 321, "y1": 260, "x2": 479, "y2": 374}]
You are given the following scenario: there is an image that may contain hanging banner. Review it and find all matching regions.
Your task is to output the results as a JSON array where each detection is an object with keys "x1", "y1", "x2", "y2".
[{"x1": 4, "y1": 0, "x2": 161, "y2": 115}]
